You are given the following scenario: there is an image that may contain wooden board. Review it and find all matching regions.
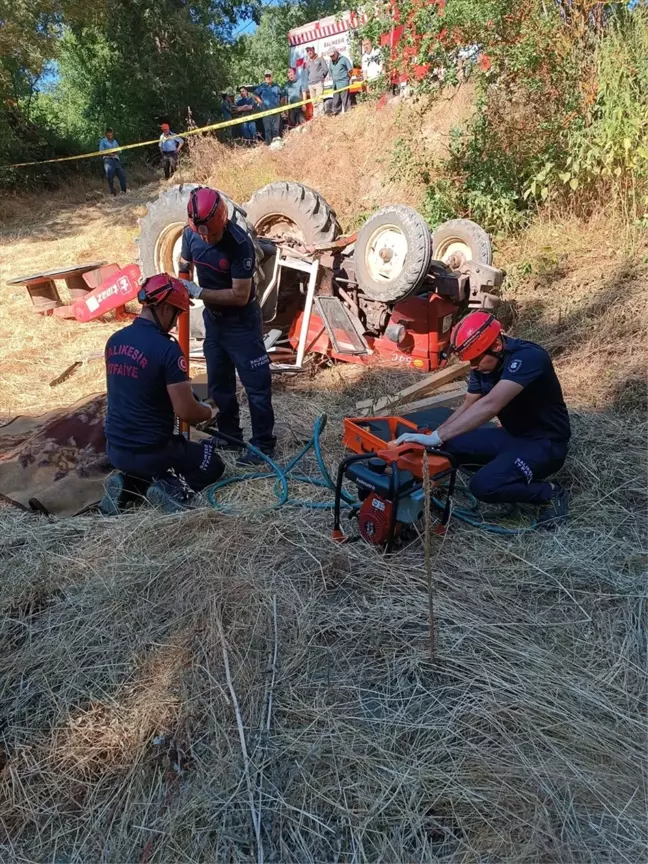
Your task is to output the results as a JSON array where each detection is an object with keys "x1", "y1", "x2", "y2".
[
  {"x1": 356, "y1": 362, "x2": 470, "y2": 415},
  {"x1": 397, "y1": 385, "x2": 466, "y2": 414}
]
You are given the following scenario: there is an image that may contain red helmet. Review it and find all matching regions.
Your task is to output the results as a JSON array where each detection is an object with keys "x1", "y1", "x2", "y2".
[
  {"x1": 187, "y1": 187, "x2": 228, "y2": 240},
  {"x1": 450, "y1": 311, "x2": 502, "y2": 360},
  {"x1": 137, "y1": 274, "x2": 190, "y2": 313}
]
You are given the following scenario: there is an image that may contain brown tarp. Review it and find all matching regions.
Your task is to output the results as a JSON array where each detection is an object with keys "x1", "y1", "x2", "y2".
[{"x1": 0, "y1": 394, "x2": 111, "y2": 516}]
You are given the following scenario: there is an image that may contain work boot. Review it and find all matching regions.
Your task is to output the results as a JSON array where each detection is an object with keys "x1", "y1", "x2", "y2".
[
  {"x1": 99, "y1": 472, "x2": 127, "y2": 516},
  {"x1": 211, "y1": 433, "x2": 245, "y2": 452},
  {"x1": 235, "y1": 448, "x2": 275, "y2": 468},
  {"x1": 146, "y1": 476, "x2": 195, "y2": 514},
  {"x1": 537, "y1": 484, "x2": 569, "y2": 530},
  {"x1": 99, "y1": 472, "x2": 150, "y2": 515}
]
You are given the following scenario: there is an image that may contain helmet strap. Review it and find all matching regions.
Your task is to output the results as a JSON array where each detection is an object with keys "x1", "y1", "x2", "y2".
[{"x1": 150, "y1": 304, "x2": 179, "y2": 333}]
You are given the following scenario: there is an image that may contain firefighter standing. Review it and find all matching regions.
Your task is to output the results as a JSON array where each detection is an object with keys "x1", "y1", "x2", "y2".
[{"x1": 178, "y1": 187, "x2": 276, "y2": 465}]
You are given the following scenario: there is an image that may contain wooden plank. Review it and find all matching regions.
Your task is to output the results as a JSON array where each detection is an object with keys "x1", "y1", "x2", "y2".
[
  {"x1": 389, "y1": 362, "x2": 470, "y2": 409},
  {"x1": 355, "y1": 397, "x2": 375, "y2": 410},
  {"x1": 398, "y1": 385, "x2": 466, "y2": 415},
  {"x1": 357, "y1": 382, "x2": 467, "y2": 417}
]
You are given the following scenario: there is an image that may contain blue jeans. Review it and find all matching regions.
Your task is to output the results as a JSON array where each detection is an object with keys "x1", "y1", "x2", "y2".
[
  {"x1": 262, "y1": 114, "x2": 281, "y2": 144},
  {"x1": 444, "y1": 427, "x2": 568, "y2": 504},
  {"x1": 203, "y1": 300, "x2": 276, "y2": 452},
  {"x1": 241, "y1": 120, "x2": 257, "y2": 140},
  {"x1": 106, "y1": 435, "x2": 224, "y2": 491},
  {"x1": 103, "y1": 159, "x2": 127, "y2": 194}
]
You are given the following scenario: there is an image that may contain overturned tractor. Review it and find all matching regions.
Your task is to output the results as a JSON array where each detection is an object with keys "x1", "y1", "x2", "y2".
[{"x1": 138, "y1": 182, "x2": 506, "y2": 372}]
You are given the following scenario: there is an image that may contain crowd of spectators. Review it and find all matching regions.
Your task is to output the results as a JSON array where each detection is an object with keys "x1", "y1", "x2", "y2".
[
  {"x1": 97, "y1": 40, "x2": 383, "y2": 194},
  {"x1": 221, "y1": 39, "x2": 383, "y2": 146}
]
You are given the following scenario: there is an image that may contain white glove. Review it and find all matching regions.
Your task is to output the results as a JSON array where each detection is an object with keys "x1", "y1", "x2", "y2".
[
  {"x1": 201, "y1": 402, "x2": 218, "y2": 421},
  {"x1": 179, "y1": 278, "x2": 203, "y2": 299},
  {"x1": 393, "y1": 430, "x2": 443, "y2": 449},
  {"x1": 194, "y1": 401, "x2": 218, "y2": 429}
]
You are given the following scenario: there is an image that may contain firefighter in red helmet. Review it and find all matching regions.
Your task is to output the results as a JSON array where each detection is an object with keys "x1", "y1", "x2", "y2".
[
  {"x1": 393, "y1": 311, "x2": 571, "y2": 528},
  {"x1": 101, "y1": 274, "x2": 225, "y2": 514},
  {"x1": 178, "y1": 186, "x2": 275, "y2": 465}
]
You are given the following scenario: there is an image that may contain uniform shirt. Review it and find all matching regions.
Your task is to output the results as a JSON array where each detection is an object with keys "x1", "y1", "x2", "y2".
[
  {"x1": 305, "y1": 56, "x2": 329, "y2": 85},
  {"x1": 99, "y1": 137, "x2": 121, "y2": 160},
  {"x1": 104, "y1": 317, "x2": 188, "y2": 449},
  {"x1": 221, "y1": 100, "x2": 233, "y2": 121},
  {"x1": 467, "y1": 336, "x2": 571, "y2": 442},
  {"x1": 284, "y1": 79, "x2": 303, "y2": 105},
  {"x1": 254, "y1": 82, "x2": 284, "y2": 110},
  {"x1": 329, "y1": 55, "x2": 352, "y2": 88},
  {"x1": 180, "y1": 221, "x2": 256, "y2": 313},
  {"x1": 159, "y1": 132, "x2": 183, "y2": 153}
]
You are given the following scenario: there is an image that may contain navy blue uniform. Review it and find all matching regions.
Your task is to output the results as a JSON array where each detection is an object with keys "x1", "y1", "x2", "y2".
[
  {"x1": 181, "y1": 222, "x2": 275, "y2": 452},
  {"x1": 445, "y1": 337, "x2": 570, "y2": 504},
  {"x1": 104, "y1": 317, "x2": 224, "y2": 489}
]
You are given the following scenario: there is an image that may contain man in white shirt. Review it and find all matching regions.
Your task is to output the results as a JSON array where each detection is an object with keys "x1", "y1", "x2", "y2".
[
  {"x1": 98, "y1": 128, "x2": 127, "y2": 196},
  {"x1": 361, "y1": 39, "x2": 383, "y2": 82},
  {"x1": 159, "y1": 123, "x2": 185, "y2": 179}
]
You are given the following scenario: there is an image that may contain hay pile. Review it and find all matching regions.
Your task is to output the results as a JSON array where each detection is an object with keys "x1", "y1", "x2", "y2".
[{"x1": 0, "y1": 362, "x2": 646, "y2": 863}]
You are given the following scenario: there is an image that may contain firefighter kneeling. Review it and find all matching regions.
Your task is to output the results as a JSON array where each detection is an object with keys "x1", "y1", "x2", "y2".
[
  {"x1": 393, "y1": 311, "x2": 570, "y2": 529},
  {"x1": 100, "y1": 274, "x2": 225, "y2": 514}
]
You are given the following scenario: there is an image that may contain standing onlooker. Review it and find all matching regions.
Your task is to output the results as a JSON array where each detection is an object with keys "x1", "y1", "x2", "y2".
[
  {"x1": 159, "y1": 123, "x2": 184, "y2": 180},
  {"x1": 254, "y1": 71, "x2": 284, "y2": 145},
  {"x1": 99, "y1": 128, "x2": 127, "y2": 196},
  {"x1": 328, "y1": 49, "x2": 352, "y2": 115},
  {"x1": 304, "y1": 45, "x2": 328, "y2": 117},
  {"x1": 361, "y1": 39, "x2": 383, "y2": 82},
  {"x1": 236, "y1": 87, "x2": 258, "y2": 142},
  {"x1": 284, "y1": 67, "x2": 306, "y2": 128},
  {"x1": 220, "y1": 90, "x2": 238, "y2": 138}
]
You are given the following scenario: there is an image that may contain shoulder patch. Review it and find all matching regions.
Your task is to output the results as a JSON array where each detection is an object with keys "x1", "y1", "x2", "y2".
[
  {"x1": 508, "y1": 358, "x2": 522, "y2": 373},
  {"x1": 243, "y1": 257, "x2": 253, "y2": 270},
  {"x1": 178, "y1": 356, "x2": 188, "y2": 373}
]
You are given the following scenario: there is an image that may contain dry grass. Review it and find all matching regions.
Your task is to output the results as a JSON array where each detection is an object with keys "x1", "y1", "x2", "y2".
[
  {"x1": 179, "y1": 87, "x2": 476, "y2": 231},
  {"x1": 0, "y1": 96, "x2": 647, "y2": 863}
]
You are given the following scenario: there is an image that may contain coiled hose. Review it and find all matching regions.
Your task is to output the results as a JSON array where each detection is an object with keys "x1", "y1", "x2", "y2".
[{"x1": 205, "y1": 414, "x2": 537, "y2": 533}]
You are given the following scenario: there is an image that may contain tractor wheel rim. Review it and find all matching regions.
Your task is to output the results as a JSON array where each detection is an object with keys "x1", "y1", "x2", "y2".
[
  {"x1": 365, "y1": 224, "x2": 408, "y2": 282},
  {"x1": 255, "y1": 213, "x2": 304, "y2": 245},
  {"x1": 154, "y1": 222, "x2": 185, "y2": 275},
  {"x1": 434, "y1": 237, "x2": 472, "y2": 267}
]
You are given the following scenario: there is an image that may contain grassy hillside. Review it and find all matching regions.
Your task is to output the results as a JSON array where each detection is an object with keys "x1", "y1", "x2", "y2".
[{"x1": 0, "y1": 98, "x2": 646, "y2": 862}]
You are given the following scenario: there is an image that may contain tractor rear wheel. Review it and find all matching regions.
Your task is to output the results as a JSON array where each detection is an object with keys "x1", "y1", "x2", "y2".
[
  {"x1": 432, "y1": 218, "x2": 493, "y2": 268},
  {"x1": 243, "y1": 182, "x2": 341, "y2": 247},
  {"x1": 353, "y1": 205, "x2": 432, "y2": 303}
]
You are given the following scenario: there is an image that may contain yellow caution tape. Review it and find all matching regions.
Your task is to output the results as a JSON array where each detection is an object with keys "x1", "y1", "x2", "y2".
[{"x1": 4, "y1": 83, "x2": 360, "y2": 169}]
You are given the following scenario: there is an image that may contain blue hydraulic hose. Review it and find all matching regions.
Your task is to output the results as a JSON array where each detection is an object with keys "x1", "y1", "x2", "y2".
[
  {"x1": 205, "y1": 414, "x2": 538, "y2": 533},
  {"x1": 205, "y1": 414, "x2": 357, "y2": 513}
]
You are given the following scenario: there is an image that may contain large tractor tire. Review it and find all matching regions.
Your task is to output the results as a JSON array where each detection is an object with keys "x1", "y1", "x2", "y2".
[
  {"x1": 243, "y1": 182, "x2": 341, "y2": 247},
  {"x1": 432, "y1": 218, "x2": 493, "y2": 268},
  {"x1": 353, "y1": 205, "x2": 432, "y2": 303},
  {"x1": 137, "y1": 183, "x2": 265, "y2": 282}
]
